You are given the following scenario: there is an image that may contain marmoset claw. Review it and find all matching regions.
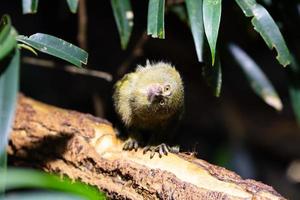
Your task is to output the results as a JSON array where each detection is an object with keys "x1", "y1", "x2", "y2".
[
  {"x1": 143, "y1": 143, "x2": 171, "y2": 159},
  {"x1": 123, "y1": 138, "x2": 139, "y2": 151}
]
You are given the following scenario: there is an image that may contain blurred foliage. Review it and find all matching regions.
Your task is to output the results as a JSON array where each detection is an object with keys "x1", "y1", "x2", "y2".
[
  {"x1": 0, "y1": 14, "x2": 101, "y2": 199},
  {"x1": 22, "y1": 0, "x2": 39, "y2": 14},
  {"x1": 229, "y1": 43, "x2": 282, "y2": 110},
  {"x1": 288, "y1": 56, "x2": 300, "y2": 125},
  {"x1": 2, "y1": 168, "x2": 105, "y2": 200},
  {"x1": 147, "y1": 0, "x2": 165, "y2": 39},
  {"x1": 0, "y1": 15, "x2": 19, "y2": 195},
  {"x1": 0, "y1": 15, "x2": 17, "y2": 60}
]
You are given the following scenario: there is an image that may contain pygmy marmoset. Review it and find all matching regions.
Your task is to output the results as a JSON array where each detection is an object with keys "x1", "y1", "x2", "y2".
[{"x1": 113, "y1": 61, "x2": 184, "y2": 158}]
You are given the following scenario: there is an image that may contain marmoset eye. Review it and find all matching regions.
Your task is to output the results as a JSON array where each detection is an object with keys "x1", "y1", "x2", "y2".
[{"x1": 164, "y1": 85, "x2": 171, "y2": 92}]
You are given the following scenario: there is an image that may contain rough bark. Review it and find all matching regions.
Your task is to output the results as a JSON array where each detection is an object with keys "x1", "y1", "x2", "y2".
[{"x1": 8, "y1": 95, "x2": 286, "y2": 200}]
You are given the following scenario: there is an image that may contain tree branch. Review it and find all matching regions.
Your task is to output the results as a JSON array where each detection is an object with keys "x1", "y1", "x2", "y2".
[
  {"x1": 22, "y1": 57, "x2": 112, "y2": 82},
  {"x1": 77, "y1": 0, "x2": 88, "y2": 50},
  {"x1": 8, "y1": 95, "x2": 286, "y2": 200}
]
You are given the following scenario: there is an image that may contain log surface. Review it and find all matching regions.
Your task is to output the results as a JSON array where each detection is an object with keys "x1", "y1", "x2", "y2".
[{"x1": 8, "y1": 95, "x2": 286, "y2": 200}]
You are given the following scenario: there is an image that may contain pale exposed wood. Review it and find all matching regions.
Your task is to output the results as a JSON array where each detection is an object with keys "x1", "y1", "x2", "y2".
[{"x1": 8, "y1": 95, "x2": 286, "y2": 200}]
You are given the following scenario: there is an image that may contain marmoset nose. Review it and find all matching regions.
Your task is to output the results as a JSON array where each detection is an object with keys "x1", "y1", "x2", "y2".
[{"x1": 147, "y1": 85, "x2": 163, "y2": 103}]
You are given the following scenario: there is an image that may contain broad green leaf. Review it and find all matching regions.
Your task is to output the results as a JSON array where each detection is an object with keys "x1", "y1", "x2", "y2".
[
  {"x1": 3, "y1": 168, "x2": 106, "y2": 200},
  {"x1": 66, "y1": 0, "x2": 79, "y2": 13},
  {"x1": 202, "y1": 54, "x2": 222, "y2": 97},
  {"x1": 16, "y1": 33, "x2": 88, "y2": 67},
  {"x1": 186, "y1": 0, "x2": 204, "y2": 62},
  {"x1": 22, "y1": 0, "x2": 39, "y2": 14},
  {"x1": 147, "y1": 0, "x2": 165, "y2": 39},
  {"x1": 5, "y1": 191, "x2": 84, "y2": 200},
  {"x1": 111, "y1": 0, "x2": 134, "y2": 49},
  {"x1": 287, "y1": 56, "x2": 300, "y2": 125},
  {"x1": 235, "y1": 0, "x2": 291, "y2": 67},
  {"x1": 0, "y1": 15, "x2": 17, "y2": 61},
  {"x1": 0, "y1": 49, "x2": 20, "y2": 194},
  {"x1": 229, "y1": 43, "x2": 282, "y2": 110},
  {"x1": 203, "y1": 0, "x2": 222, "y2": 65}
]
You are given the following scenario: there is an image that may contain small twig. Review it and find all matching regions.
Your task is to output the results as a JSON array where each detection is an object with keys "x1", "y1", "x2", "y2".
[
  {"x1": 22, "y1": 57, "x2": 113, "y2": 82},
  {"x1": 78, "y1": 0, "x2": 88, "y2": 49},
  {"x1": 116, "y1": 31, "x2": 149, "y2": 78}
]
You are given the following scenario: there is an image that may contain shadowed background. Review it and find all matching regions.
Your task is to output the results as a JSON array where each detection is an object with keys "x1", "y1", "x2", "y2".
[{"x1": 1, "y1": 0, "x2": 300, "y2": 198}]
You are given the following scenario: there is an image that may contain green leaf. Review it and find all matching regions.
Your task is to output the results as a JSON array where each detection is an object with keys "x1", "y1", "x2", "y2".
[
  {"x1": 3, "y1": 168, "x2": 106, "y2": 200},
  {"x1": 202, "y1": 54, "x2": 222, "y2": 97},
  {"x1": 66, "y1": 0, "x2": 79, "y2": 13},
  {"x1": 147, "y1": 0, "x2": 165, "y2": 39},
  {"x1": 0, "y1": 15, "x2": 17, "y2": 60},
  {"x1": 287, "y1": 56, "x2": 300, "y2": 125},
  {"x1": 0, "y1": 49, "x2": 20, "y2": 193},
  {"x1": 16, "y1": 33, "x2": 88, "y2": 67},
  {"x1": 229, "y1": 43, "x2": 282, "y2": 111},
  {"x1": 235, "y1": 0, "x2": 291, "y2": 67},
  {"x1": 203, "y1": 0, "x2": 222, "y2": 65},
  {"x1": 22, "y1": 0, "x2": 39, "y2": 14},
  {"x1": 186, "y1": 0, "x2": 204, "y2": 62},
  {"x1": 111, "y1": 0, "x2": 134, "y2": 49}
]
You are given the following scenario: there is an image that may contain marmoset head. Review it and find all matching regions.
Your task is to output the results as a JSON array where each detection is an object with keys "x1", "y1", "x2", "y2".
[{"x1": 130, "y1": 62, "x2": 184, "y2": 119}]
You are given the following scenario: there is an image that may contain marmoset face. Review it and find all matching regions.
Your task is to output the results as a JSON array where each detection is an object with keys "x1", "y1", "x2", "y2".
[
  {"x1": 113, "y1": 61, "x2": 184, "y2": 128},
  {"x1": 131, "y1": 64, "x2": 184, "y2": 119}
]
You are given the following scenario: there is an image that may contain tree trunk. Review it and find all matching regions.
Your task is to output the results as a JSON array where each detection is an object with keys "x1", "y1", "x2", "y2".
[{"x1": 7, "y1": 95, "x2": 286, "y2": 200}]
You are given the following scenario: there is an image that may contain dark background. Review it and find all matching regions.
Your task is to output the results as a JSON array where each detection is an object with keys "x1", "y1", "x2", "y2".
[{"x1": 2, "y1": 0, "x2": 300, "y2": 198}]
